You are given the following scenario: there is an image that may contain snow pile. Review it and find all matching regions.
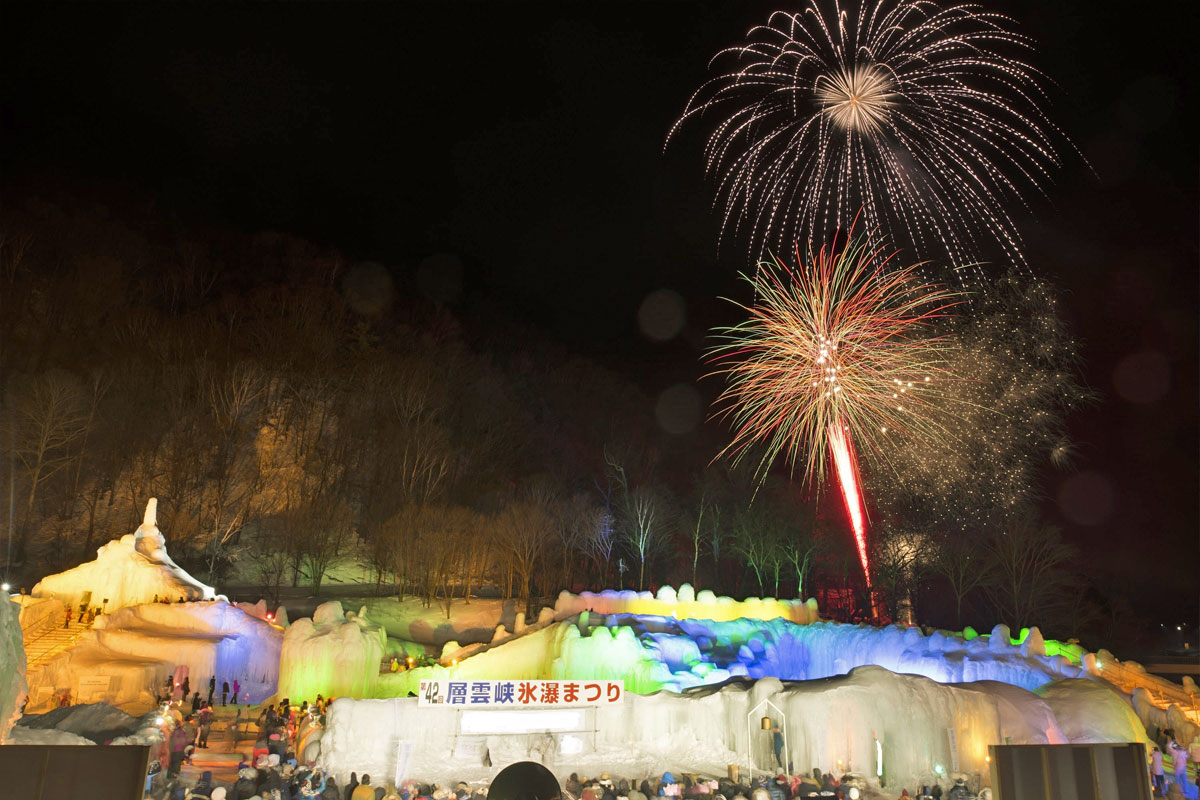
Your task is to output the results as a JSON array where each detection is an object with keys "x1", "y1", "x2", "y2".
[
  {"x1": 277, "y1": 601, "x2": 386, "y2": 701},
  {"x1": 555, "y1": 585, "x2": 819, "y2": 625},
  {"x1": 319, "y1": 667, "x2": 1088, "y2": 791},
  {"x1": 6, "y1": 726, "x2": 94, "y2": 746},
  {"x1": 1035, "y1": 680, "x2": 1151, "y2": 744},
  {"x1": 1, "y1": 590, "x2": 29, "y2": 744},
  {"x1": 29, "y1": 600, "x2": 281, "y2": 708},
  {"x1": 32, "y1": 499, "x2": 214, "y2": 612}
]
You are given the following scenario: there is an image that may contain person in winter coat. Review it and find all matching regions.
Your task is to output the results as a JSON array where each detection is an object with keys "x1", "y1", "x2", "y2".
[
  {"x1": 946, "y1": 778, "x2": 972, "y2": 800},
  {"x1": 197, "y1": 706, "x2": 212, "y2": 748},
  {"x1": 1168, "y1": 736, "x2": 1189, "y2": 787},
  {"x1": 351, "y1": 774, "x2": 376, "y2": 800},
  {"x1": 1152, "y1": 746, "x2": 1167, "y2": 796},
  {"x1": 233, "y1": 679, "x2": 240, "y2": 705},
  {"x1": 187, "y1": 771, "x2": 215, "y2": 799},
  {"x1": 168, "y1": 725, "x2": 188, "y2": 776},
  {"x1": 345, "y1": 772, "x2": 359, "y2": 800},
  {"x1": 232, "y1": 767, "x2": 259, "y2": 800},
  {"x1": 223, "y1": 681, "x2": 230, "y2": 706}
]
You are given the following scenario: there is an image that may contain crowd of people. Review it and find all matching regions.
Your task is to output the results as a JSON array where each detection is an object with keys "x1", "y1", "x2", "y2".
[{"x1": 142, "y1": 687, "x2": 1195, "y2": 800}]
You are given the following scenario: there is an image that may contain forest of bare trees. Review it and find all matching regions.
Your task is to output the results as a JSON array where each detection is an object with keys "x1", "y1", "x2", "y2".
[{"x1": 0, "y1": 199, "x2": 1105, "y2": 642}]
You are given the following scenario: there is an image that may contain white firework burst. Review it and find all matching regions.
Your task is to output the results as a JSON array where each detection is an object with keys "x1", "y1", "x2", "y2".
[{"x1": 669, "y1": 0, "x2": 1074, "y2": 272}]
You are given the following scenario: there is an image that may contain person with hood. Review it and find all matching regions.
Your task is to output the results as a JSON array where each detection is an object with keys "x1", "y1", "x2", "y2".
[
  {"x1": 946, "y1": 777, "x2": 971, "y2": 800},
  {"x1": 345, "y1": 772, "x2": 359, "y2": 800},
  {"x1": 187, "y1": 771, "x2": 215, "y2": 799},
  {"x1": 1168, "y1": 735, "x2": 1189, "y2": 790},
  {"x1": 233, "y1": 678, "x2": 241, "y2": 705},
  {"x1": 352, "y1": 774, "x2": 377, "y2": 800},
  {"x1": 232, "y1": 766, "x2": 259, "y2": 800}
]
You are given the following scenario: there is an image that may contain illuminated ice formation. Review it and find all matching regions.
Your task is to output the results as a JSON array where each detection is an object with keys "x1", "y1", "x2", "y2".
[
  {"x1": 32, "y1": 499, "x2": 215, "y2": 612},
  {"x1": 378, "y1": 615, "x2": 1088, "y2": 701},
  {"x1": 1035, "y1": 679, "x2": 1150, "y2": 743},
  {"x1": 29, "y1": 600, "x2": 281, "y2": 707},
  {"x1": 634, "y1": 619, "x2": 1088, "y2": 692},
  {"x1": 318, "y1": 667, "x2": 1146, "y2": 792},
  {"x1": 277, "y1": 601, "x2": 386, "y2": 701},
  {"x1": 555, "y1": 585, "x2": 819, "y2": 624},
  {"x1": 1, "y1": 590, "x2": 30, "y2": 744}
]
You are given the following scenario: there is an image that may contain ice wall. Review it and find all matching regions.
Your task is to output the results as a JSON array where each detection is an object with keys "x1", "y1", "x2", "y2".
[
  {"x1": 1, "y1": 590, "x2": 30, "y2": 744},
  {"x1": 637, "y1": 619, "x2": 1086, "y2": 692},
  {"x1": 32, "y1": 498, "x2": 214, "y2": 612},
  {"x1": 318, "y1": 667, "x2": 1116, "y2": 792},
  {"x1": 1035, "y1": 680, "x2": 1151, "y2": 745},
  {"x1": 277, "y1": 601, "x2": 386, "y2": 701},
  {"x1": 555, "y1": 585, "x2": 819, "y2": 625},
  {"x1": 29, "y1": 600, "x2": 281, "y2": 708}
]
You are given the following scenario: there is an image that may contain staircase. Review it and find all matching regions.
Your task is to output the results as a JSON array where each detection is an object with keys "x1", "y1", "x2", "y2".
[{"x1": 23, "y1": 616, "x2": 90, "y2": 670}]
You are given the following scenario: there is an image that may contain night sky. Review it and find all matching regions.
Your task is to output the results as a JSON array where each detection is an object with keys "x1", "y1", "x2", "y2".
[{"x1": 3, "y1": 2, "x2": 1196, "y2": 620}]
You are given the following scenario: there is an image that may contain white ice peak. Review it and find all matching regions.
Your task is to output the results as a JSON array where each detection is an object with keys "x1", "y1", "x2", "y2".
[{"x1": 143, "y1": 497, "x2": 157, "y2": 528}]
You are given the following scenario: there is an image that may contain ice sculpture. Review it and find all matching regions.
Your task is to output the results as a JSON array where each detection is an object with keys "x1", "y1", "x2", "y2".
[
  {"x1": 317, "y1": 665, "x2": 1148, "y2": 792},
  {"x1": 1, "y1": 590, "x2": 30, "y2": 743},
  {"x1": 29, "y1": 600, "x2": 281, "y2": 707},
  {"x1": 277, "y1": 601, "x2": 386, "y2": 700},
  {"x1": 32, "y1": 498, "x2": 214, "y2": 611}
]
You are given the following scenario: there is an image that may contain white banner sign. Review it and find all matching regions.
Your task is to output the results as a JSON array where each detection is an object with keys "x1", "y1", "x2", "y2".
[{"x1": 417, "y1": 679, "x2": 623, "y2": 708}]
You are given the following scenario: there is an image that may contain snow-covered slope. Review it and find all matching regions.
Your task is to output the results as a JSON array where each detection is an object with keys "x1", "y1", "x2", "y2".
[{"x1": 32, "y1": 499, "x2": 214, "y2": 612}]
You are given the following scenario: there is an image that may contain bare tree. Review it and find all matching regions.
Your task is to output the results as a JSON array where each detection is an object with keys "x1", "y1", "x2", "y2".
[
  {"x1": 984, "y1": 516, "x2": 1077, "y2": 630},
  {"x1": 871, "y1": 528, "x2": 932, "y2": 624},
  {"x1": 3, "y1": 370, "x2": 91, "y2": 559},
  {"x1": 929, "y1": 533, "x2": 993, "y2": 628},
  {"x1": 495, "y1": 486, "x2": 557, "y2": 618},
  {"x1": 731, "y1": 505, "x2": 774, "y2": 596},
  {"x1": 620, "y1": 486, "x2": 669, "y2": 591}
]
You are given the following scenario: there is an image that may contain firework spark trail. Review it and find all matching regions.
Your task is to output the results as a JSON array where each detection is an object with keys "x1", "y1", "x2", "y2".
[
  {"x1": 828, "y1": 419, "x2": 870, "y2": 585},
  {"x1": 670, "y1": 0, "x2": 1074, "y2": 273},
  {"x1": 710, "y1": 230, "x2": 959, "y2": 584}
]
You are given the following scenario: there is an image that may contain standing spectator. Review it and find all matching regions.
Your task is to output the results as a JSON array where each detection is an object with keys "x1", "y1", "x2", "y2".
[
  {"x1": 222, "y1": 680, "x2": 230, "y2": 706},
  {"x1": 168, "y1": 724, "x2": 187, "y2": 776},
  {"x1": 207, "y1": 675, "x2": 216, "y2": 706},
  {"x1": 232, "y1": 679, "x2": 240, "y2": 706},
  {"x1": 1168, "y1": 735, "x2": 1189, "y2": 791},
  {"x1": 197, "y1": 705, "x2": 213, "y2": 749},
  {"x1": 351, "y1": 774, "x2": 375, "y2": 800},
  {"x1": 191, "y1": 691, "x2": 202, "y2": 714},
  {"x1": 1152, "y1": 746, "x2": 1166, "y2": 796}
]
